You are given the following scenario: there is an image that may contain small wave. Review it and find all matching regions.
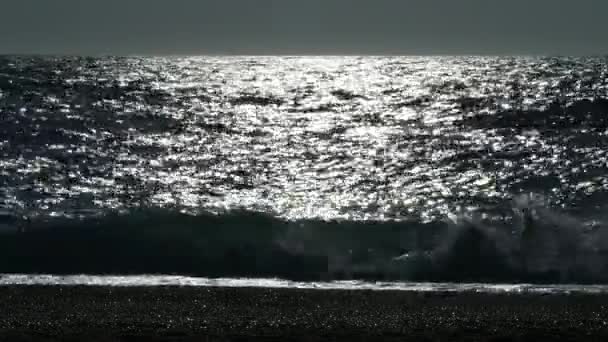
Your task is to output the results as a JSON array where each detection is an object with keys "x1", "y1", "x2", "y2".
[
  {"x1": 460, "y1": 99, "x2": 608, "y2": 131},
  {"x1": 229, "y1": 94, "x2": 284, "y2": 106},
  {"x1": 330, "y1": 89, "x2": 367, "y2": 101}
]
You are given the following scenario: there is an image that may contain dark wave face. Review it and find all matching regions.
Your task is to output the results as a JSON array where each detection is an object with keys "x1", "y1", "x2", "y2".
[
  {"x1": 2, "y1": 198, "x2": 608, "y2": 284},
  {"x1": 1, "y1": 56, "x2": 608, "y2": 283}
]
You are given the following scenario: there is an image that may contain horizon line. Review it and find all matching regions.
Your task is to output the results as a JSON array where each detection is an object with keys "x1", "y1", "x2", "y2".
[{"x1": 1, "y1": 53, "x2": 607, "y2": 58}]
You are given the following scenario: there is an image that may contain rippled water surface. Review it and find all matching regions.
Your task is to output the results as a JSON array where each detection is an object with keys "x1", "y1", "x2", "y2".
[
  {"x1": 1, "y1": 56, "x2": 607, "y2": 220},
  {"x1": 2, "y1": 56, "x2": 608, "y2": 283}
]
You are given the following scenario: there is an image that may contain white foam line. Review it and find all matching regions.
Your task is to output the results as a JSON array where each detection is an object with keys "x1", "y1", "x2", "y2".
[{"x1": 1, "y1": 274, "x2": 608, "y2": 294}]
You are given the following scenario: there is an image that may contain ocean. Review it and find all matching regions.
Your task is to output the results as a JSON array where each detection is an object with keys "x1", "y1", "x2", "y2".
[{"x1": 1, "y1": 56, "x2": 608, "y2": 291}]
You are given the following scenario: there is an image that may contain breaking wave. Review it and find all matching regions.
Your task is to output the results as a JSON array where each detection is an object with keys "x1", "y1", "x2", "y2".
[{"x1": 2, "y1": 194, "x2": 608, "y2": 284}]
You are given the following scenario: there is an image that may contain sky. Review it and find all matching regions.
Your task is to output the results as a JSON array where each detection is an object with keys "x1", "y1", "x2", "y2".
[{"x1": 0, "y1": 0, "x2": 607, "y2": 55}]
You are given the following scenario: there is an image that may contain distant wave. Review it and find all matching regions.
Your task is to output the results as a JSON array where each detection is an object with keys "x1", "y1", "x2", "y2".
[
  {"x1": 2, "y1": 194, "x2": 608, "y2": 284},
  {"x1": 229, "y1": 94, "x2": 284, "y2": 106},
  {"x1": 460, "y1": 98, "x2": 608, "y2": 131}
]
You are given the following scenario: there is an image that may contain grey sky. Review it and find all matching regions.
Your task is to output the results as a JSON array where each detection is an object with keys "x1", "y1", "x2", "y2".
[{"x1": 1, "y1": 0, "x2": 606, "y2": 55}]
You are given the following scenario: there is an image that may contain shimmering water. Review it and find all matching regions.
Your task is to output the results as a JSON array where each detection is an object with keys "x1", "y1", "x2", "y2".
[{"x1": 2, "y1": 56, "x2": 608, "y2": 284}]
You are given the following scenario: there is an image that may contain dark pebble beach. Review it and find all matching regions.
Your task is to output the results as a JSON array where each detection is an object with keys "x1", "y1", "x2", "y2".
[{"x1": 2, "y1": 286, "x2": 608, "y2": 341}]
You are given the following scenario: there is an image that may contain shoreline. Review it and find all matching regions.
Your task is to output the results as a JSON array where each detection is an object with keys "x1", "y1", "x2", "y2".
[{"x1": 1, "y1": 286, "x2": 608, "y2": 341}]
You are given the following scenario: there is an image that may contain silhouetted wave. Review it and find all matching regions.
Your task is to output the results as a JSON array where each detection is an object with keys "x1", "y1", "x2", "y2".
[{"x1": 2, "y1": 196, "x2": 608, "y2": 284}]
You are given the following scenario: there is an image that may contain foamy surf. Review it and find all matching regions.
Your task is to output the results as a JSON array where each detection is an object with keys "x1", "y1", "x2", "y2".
[{"x1": 2, "y1": 274, "x2": 608, "y2": 294}]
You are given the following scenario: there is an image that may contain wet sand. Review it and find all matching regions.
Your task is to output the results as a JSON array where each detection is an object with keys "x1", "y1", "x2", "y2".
[{"x1": 1, "y1": 286, "x2": 608, "y2": 341}]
